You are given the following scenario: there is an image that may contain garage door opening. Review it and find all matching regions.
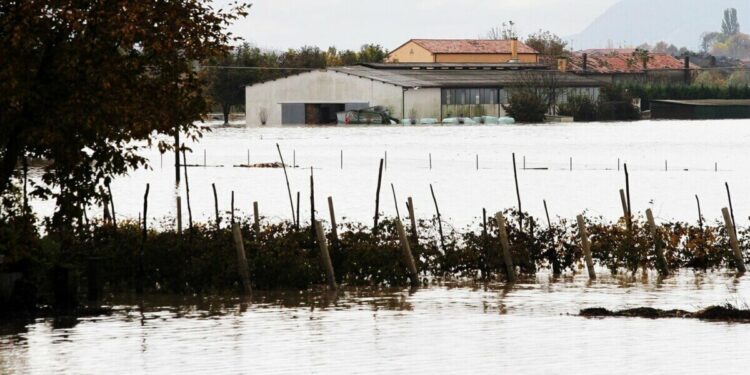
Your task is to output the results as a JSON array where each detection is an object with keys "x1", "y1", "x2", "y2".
[
  {"x1": 305, "y1": 104, "x2": 344, "y2": 125},
  {"x1": 281, "y1": 103, "x2": 369, "y2": 125}
]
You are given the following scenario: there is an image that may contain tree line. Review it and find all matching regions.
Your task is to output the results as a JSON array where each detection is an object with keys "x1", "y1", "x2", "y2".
[{"x1": 207, "y1": 43, "x2": 388, "y2": 124}]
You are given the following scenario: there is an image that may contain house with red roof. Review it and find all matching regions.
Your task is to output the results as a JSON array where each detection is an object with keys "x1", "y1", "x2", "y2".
[
  {"x1": 566, "y1": 49, "x2": 696, "y2": 84},
  {"x1": 386, "y1": 39, "x2": 539, "y2": 64}
]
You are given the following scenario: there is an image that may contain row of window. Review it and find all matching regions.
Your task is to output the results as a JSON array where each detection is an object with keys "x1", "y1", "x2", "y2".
[
  {"x1": 441, "y1": 88, "x2": 502, "y2": 105},
  {"x1": 441, "y1": 87, "x2": 599, "y2": 106}
]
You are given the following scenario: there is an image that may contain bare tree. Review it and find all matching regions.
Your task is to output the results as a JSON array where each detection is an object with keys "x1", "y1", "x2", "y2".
[{"x1": 485, "y1": 21, "x2": 517, "y2": 40}]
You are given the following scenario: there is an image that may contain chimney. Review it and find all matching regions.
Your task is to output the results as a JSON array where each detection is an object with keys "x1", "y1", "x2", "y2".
[
  {"x1": 557, "y1": 57, "x2": 568, "y2": 72},
  {"x1": 582, "y1": 53, "x2": 588, "y2": 73},
  {"x1": 509, "y1": 38, "x2": 519, "y2": 63}
]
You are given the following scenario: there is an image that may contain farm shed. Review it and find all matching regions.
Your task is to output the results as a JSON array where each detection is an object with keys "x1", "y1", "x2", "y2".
[{"x1": 245, "y1": 63, "x2": 602, "y2": 125}]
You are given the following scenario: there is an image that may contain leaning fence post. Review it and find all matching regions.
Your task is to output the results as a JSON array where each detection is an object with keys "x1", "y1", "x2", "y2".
[
  {"x1": 373, "y1": 158, "x2": 384, "y2": 232},
  {"x1": 576, "y1": 215, "x2": 596, "y2": 280},
  {"x1": 212, "y1": 183, "x2": 220, "y2": 230},
  {"x1": 232, "y1": 223, "x2": 252, "y2": 295},
  {"x1": 722, "y1": 207, "x2": 747, "y2": 273},
  {"x1": 407, "y1": 197, "x2": 418, "y2": 242},
  {"x1": 176, "y1": 196, "x2": 183, "y2": 235},
  {"x1": 253, "y1": 201, "x2": 260, "y2": 233},
  {"x1": 646, "y1": 209, "x2": 669, "y2": 276},
  {"x1": 395, "y1": 220, "x2": 420, "y2": 288},
  {"x1": 494, "y1": 212, "x2": 517, "y2": 282},
  {"x1": 429, "y1": 184, "x2": 446, "y2": 252},
  {"x1": 327, "y1": 196, "x2": 338, "y2": 243},
  {"x1": 314, "y1": 220, "x2": 337, "y2": 290}
]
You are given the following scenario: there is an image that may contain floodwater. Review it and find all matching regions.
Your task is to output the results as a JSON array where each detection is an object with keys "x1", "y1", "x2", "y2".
[
  {"x1": 13, "y1": 120, "x2": 750, "y2": 373},
  {"x1": 1, "y1": 270, "x2": 749, "y2": 374},
  {"x1": 31, "y1": 119, "x2": 750, "y2": 228}
]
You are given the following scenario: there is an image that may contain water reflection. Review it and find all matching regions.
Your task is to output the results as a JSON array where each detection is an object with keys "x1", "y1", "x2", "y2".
[{"x1": 2, "y1": 270, "x2": 749, "y2": 374}]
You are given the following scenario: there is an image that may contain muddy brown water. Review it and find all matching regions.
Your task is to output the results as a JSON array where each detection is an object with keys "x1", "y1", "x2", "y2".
[{"x1": 2, "y1": 269, "x2": 749, "y2": 374}]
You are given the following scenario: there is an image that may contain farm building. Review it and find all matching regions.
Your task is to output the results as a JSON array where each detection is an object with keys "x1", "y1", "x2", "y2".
[
  {"x1": 386, "y1": 39, "x2": 539, "y2": 64},
  {"x1": 651, "y1": 99, "x2": 750, "y2": 120},
  {"x1": 567, "y1": 49, "x2": 695, "y2": 84},
  {"x1": 245, "y1": 63, "x2": 602, "y2": 125}
]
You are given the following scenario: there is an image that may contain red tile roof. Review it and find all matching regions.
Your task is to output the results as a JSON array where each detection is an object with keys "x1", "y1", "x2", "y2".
[
  {"x1": 568, "y1": 52, "x2": 695, "y2": 73},
  {"x1": 410, "y1": 39, "x2": 538, "y2": 54}
]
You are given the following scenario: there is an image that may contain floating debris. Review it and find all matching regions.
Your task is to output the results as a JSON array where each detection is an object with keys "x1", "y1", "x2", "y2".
[
  {"x1": 580, "y1": 305, "x2": 750, "y2": 322},
  {"x1": 234, "y1": 162, "x2": 289, "y2": 169}
]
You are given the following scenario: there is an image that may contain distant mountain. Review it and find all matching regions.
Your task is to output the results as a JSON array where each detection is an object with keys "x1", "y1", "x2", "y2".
[{"x1": 569, "y1": 0, "x2": 750, "y2": 50}]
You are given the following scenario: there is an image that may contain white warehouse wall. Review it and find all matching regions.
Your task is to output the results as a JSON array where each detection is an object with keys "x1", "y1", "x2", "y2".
[
  {"x1": 403, "y1": 88, "x2": 441, "y2": 120},
  {"x1": 246, "y1": 70, "x2": 404, "y2": 125}
]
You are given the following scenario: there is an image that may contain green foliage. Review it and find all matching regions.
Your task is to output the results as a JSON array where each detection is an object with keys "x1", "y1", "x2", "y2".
[
  {"x1": 622, "y1": 82, "x2": 750, "y2": 109},
  {"x1": 558, "y1": 94, "x2": 598, "y2": 121},
  {"x1": 0, "y1": 0, "x2": 250, "y2": 231},
  {"x1": 525, "y1": 30, "x2": 568, "y2": 64},
  {"x1": 701, "y1": 8, "x2": 749, "y2": 59},
  {"x1": 722, "y1": 8, "x2": 740, "y2": 36},
  {"x1": 727, "y1": 70, "x2": 750, "y2": 87},
  {"x1": 208, "y1": 43, "x2": 277, "y2": 124},
  {"x1": 557, "y1": 86, "x2": 639, "y2": 122},
  {"x1": 596, "y1": 86, "x2": 641, "y2": 121},
  {"x1": 502, "y1": 90, "x2": 548, "y2": 123},
  {"x1": 6, "y1": 205, "x2": 748, "y2": 302}
]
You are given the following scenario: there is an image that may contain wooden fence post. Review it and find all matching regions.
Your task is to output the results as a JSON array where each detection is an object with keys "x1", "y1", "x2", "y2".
[
  {"x1": 232, "y1": 223, "x2": 252, "y2": 295},
  {"x1": 395, "y1": 220, "x2": 419, "y2": 288},
  {"x1": 576, "y1": 215, "x2": 596, "y2": 280},
  {"x1": 646, "y1": 209, "x2": 669, "y2": 276},
  {"x1": 212, "y1": 183, "x2": 220, "y2": 230},
  {"x1": 276, "y1": 143, "x2": 296, "y2": 227},
  {"x1": 407, "y1": 197, "x2": 418, "y2": 242},
  {"x1": 181, "y1": 148, "x2": 193, "y2": 232},
  {"x1": 494, "y1": 212, "x2": 517, "y2": 282},
  {"x1": 176, "y1": 196, "x2": 182, "y2": 235},
  {"x1": 373, "y1": 158, "x2": 384, "y2": 232},
  {"x1": 620, "y1": 187, "x2": 635, "y2": 273},
  {"x1": 722, "y1": 207, "x2": 747, "y2": 273},
  {"x1": 314, "y1": 220, "x2": 337, "y2": 290},
  {"x1": 327, "y1": 197, "x2": 338, "y2": 243},
  {"x1": 253, "y1": 201, "x2": 260, "y2": 233},
  {"x1": 430, "y1": 184, "x2": 446, "y2": 252},
  {"x1": 543, "y1": 200, "x2": 561, "y2": 276}
]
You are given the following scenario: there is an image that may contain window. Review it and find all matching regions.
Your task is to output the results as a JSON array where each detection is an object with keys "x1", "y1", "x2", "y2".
[{"x1": 442, "y1": 88, "x2": 499, "y2": 105}]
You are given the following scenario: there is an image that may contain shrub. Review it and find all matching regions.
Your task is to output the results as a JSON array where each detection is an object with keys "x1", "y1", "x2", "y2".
[
  {"x1": 502, "y1": 90, "x2": 547, "y2": 123},
  {"x1": 558, "y1": 94, "x2": 598, "y2": 121}
]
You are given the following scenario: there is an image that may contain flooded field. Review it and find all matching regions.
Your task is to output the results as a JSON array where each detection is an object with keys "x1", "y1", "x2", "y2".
[
  {"x1": 13, "y1": 120, "x2": 750, "y2": 373},
  {"x1": 2, "y1": 270, "x2": 749, "y2": 374},
  {"x1": 31, "y1": 119, "x2": 750, "y2": 228}
]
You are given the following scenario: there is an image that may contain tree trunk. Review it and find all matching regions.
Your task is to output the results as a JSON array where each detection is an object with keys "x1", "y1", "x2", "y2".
[
  {"x1": 222, "y1": 103, "x2": 231, "y2": 125},
  {"x1": 174, "y1": 128, "x2": 180, "y2": 186},
  {"x1": 0, "y1": 126, "x2": 23, "y2": 198}
]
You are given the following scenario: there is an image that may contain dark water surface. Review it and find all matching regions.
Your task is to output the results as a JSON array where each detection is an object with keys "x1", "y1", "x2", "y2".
[{"x1": 2, "y1": 270, "x2": 749, "y2": 374}]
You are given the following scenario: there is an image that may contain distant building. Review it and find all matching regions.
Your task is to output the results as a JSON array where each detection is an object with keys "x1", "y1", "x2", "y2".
[
  {"x1": 245, "y1": 63, "x2": 601, "y2": 125},
  {"x1": 386, "y1": 39, "x2": 540, "y2": 64},
  {"x1": 651, "y1": 99, "x2": 750, "y2": 120},
  {"x1": 567, "y1": 49, "x2": 695, "y2": 84}
]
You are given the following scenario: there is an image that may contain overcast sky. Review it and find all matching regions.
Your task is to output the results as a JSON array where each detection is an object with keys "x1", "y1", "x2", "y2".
[{"x1": 220, "y1": 0, "x2": 620, "y2": 51}]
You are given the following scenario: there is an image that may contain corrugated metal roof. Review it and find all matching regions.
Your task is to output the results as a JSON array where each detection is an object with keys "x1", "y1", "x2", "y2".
[
  {"x1": 410, "y1": 39, "x2": 538, "y2": 54},
  {"x1": 331, "y1": 65, "x2": 602, "y2": 88}
]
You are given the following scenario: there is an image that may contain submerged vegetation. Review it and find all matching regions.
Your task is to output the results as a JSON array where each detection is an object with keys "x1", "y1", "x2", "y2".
[{"x1": 2, "y1": 203, "x2": 749, "y2": 316}]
